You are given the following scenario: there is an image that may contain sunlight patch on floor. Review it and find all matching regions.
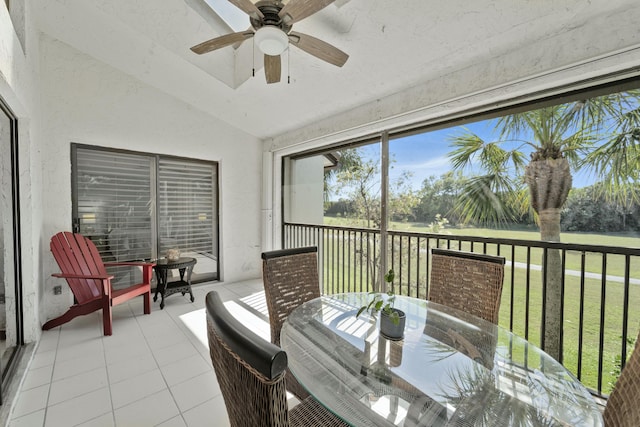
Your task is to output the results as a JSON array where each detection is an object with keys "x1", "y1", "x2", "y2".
[
  {"x1": 179, "y1": 308, "x2": 207, "y2": 348},
  {"x1": 179, "y1": 294, "x2": 271, "y2": 348},
  {"x1": 240, "y1": 291, "x2": 269, "y2": 318},
  {"x1": 223, "y1": 300, "x2": 271, "y2": 342}
]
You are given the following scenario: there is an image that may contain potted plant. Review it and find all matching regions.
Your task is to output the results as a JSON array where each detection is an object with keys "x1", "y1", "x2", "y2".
[{"x1": 356, "y1": 269, "x2": 406, "y2": 340}]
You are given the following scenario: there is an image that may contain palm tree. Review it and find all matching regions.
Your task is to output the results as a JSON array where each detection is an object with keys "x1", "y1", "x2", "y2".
[{"x1": 448, "y1": 90, "x2": 640, "y2": 360}]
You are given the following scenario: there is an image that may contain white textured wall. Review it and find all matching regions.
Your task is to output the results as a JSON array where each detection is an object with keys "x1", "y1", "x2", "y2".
[
  {"x1": 38, "y1": 35, "x2": 262, "y2": 324},
  {"x1": 285, "y1": 157, "x2": 324, "y2": 224},
  {"x1": 0, "y1": 0, "x2": 41, "y2": 343}
]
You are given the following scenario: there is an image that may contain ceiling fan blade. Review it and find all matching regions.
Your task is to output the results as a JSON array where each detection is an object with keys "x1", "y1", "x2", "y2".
[
  {"x1": 279, "y1": 0, "x2": 335, "y2": 24},
  {"x1": 264, "y1": 54, "x2": 281, "y2": 84},
  {"x1": 190, "y1": 31, "x2": 254, "y2": 55},
  {"x1": 289, "y1": 31, "x2": 348, "y2": 67},
  {"x1": 228, "y1": 0, "x2": 264, "y2": 20}
]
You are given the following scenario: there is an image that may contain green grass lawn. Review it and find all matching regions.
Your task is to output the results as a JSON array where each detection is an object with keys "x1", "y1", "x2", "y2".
[{"x1": 317, "y1": 217, "x2": 640, "y2": 394}]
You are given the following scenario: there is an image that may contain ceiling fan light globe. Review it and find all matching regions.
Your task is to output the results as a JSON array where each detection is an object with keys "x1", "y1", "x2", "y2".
[{"x1": 254, "y1": 26, "x2": 289, "y2": 55}]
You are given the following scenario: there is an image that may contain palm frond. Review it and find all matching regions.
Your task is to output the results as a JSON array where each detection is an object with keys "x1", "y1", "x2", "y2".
[
  {"x1": 580, "y1": 91, "x2": 640, "y2": 133},
  {"x1": 448, "y1": 131, "x2": 487, "y2": 170},
  {"x1": 584, "y1": 133, "x2": 640, "y2": 207},
  {"x1": 453, "y1": 174, "x2": 519, "y2": 225}
]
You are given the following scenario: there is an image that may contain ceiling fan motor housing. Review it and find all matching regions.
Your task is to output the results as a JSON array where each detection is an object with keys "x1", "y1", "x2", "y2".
[{"x1": 250, "y1": 1, "x2": 292, "y2": 33}]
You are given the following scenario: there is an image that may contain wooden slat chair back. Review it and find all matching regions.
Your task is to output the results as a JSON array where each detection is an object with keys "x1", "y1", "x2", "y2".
[
  {"x1": 261, "y1": 246, "x2": 320, "y2": 400},
  {"x1": 44, "y1": 231, "x2": 154, "y2": 336},
  {"x1": 428, "y1": 248, "x2": 506, "y2": 324},
  {"x1": 604, "y1": 330, "x2": 640, "y2": 427},
  {"x1": 205, "y1": 291, "x2": 347, "y2": 427}
]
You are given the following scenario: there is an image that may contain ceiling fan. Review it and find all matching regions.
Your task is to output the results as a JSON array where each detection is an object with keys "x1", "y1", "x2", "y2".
[{"x1": 190, "y1": 0, "x2": 349, "y2": 84}]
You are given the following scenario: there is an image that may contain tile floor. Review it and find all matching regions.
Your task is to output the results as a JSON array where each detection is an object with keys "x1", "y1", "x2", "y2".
[{"x1": 7, "y1": 279, "x2": 284, "y2": 427}]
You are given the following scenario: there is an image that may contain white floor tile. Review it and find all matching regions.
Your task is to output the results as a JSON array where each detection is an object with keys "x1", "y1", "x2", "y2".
[
  {"x1": 48, "y1": 367, "x2": 109, "y2": 406},
  {"x1": 110, "y1": 369, "x2": 167, "y2": 409},
  {"x1": 170, "y1": 371, "x2": 221, "y2": 412},
  {"x1": 152, "y1": 340, "x2": 199, "y2": 367},
  {"x1": 107, "y1": 352, "x2": 157, "y2": 384},
  {"x1": 134, "y1": 311, "x2": 175, "y2": 332},
  {"x1": 9, "y1": 281, "x2": 265, "y2": 427},
  {"x1": 114, "y1": 389, "x2": 179, "y2": 427},
  {"x1": 52, "y1": 353, "x2": 106, "y2": 382},
  {"x1": 10, "y1": 384, "x2": 49, "y2": 419},
  {"x1": 76, "y1": 412, "x2": 115, "y2": 427},
  {"x1": 54, "y1": 339, "x2": 104, "y2": 362},
  {"x1": 156, "y1": 415, "x2": 187, "y2": 427},
  {"x1": 29, "y1": 349, "x2": 56, "y2": 370},
  {"x1": 21, "y1": 364, "x2": 53, "y2": 391},
  {"x1": 158, "y1": 415, "x2": 187, "y2": 427},
  {"x1": 182, "y1": 396, "x2": 230, "y2": 427},
  {"x1": 36, "y1": 330, "x2": 60, "y2": 353},
  {"x1": 57, "y1": 315, "x2": 103, "y2": 343},
  {"x1": 44, "y1": 387, "x2": 112, "y2": 427},
  {"x1": 9, "y1": 408, "x2": 46, "y2": 427},
  {"x1": 159, "y1": 296, "x2": 197, "y2": 312},
  {"x1": 103, "y1": 341, "x2": 151, "y2": 366},
  {"x1": 145, "y1": 328, "x2": 188, "y2": 351},
  {"x1": 159, "y1": 354, "x2": 211, "y2": 387}
]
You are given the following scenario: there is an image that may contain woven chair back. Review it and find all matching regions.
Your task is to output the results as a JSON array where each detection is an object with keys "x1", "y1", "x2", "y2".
[
  {"x1": 604, "y1": 331, "x2": 640, "y2": 427},
  {"x1": 261, "y1": 247, "x2": 321, "y2": 346},
  {"x1": 205, "y1": 291, "x2": 290, "y2": 427},
  {"x1": 429, "y1": 248, "x2": 505, "y2": 324}
]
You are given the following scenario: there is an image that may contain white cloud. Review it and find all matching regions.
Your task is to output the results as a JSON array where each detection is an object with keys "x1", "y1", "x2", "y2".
[{"x1": 395, "y1": 156, "x2": 451, "y2": 172}]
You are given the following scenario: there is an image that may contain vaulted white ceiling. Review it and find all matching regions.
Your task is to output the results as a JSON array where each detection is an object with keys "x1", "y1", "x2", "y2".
[{"x1": 35, "y1": 0, "x2": 640, "y2": 140}]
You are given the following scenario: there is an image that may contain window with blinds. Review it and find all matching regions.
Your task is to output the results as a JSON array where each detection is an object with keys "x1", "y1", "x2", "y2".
[{"x1": 72, "y1": 145, "x2": 219, "y2": 287}]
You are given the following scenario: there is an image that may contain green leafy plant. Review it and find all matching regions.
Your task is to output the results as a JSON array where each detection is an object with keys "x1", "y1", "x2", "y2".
[{"x1": 356, "y1": 269, "x2": 400, "y2": 324}]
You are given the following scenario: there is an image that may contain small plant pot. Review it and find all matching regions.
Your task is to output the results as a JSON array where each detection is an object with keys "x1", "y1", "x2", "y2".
[{"x1": 379, "y1": 308, "x2": 406, "y2": 340}]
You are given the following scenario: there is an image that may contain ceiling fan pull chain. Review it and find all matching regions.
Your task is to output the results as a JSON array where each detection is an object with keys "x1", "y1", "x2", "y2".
[
  {"x1": 287, "y1": 48, "x2": 291, "y2": 84},
  {"x1": 252, "y1": 38, "x2": 256, "y2": 77}
]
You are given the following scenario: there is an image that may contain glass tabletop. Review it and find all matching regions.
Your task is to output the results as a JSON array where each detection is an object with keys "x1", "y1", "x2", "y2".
[{"x1": 280, "y1": 293, "x2": 603, "y2": 427}]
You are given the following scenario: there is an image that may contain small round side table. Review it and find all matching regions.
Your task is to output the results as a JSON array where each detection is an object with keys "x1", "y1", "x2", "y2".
[{"x1": 153, "y1": 257, "x2": 197, "y2": 309}]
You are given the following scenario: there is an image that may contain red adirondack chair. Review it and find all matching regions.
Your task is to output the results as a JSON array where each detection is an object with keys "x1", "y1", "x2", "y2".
[{"x1": 43, "y1": 231, "x2": 155, "y2": 336}]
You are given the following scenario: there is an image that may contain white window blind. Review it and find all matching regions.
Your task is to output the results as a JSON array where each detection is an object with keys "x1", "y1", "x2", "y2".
[
  {"x1": 75, "y1": 148, "x2": 154, "y2": 287},
  {"x1": 157, "y1": 158, "x2": 217, "y2": 279}
]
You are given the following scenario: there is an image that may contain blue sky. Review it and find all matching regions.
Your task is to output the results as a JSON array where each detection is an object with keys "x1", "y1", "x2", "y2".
[
  {"x1": 328, "y1": 115, "x2": 601, "y2": 201},
  {"x1": 387, "y1": 119, "x2": 596, "y2": 191}
]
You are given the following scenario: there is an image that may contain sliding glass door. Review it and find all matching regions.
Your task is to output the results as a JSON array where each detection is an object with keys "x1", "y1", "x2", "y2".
[
  {"x1": 0, "y1": 97, "x2": 23, "y2": 405},
  {"x1": 72, "y1": 144, "x2": 219, "y2": 286}
]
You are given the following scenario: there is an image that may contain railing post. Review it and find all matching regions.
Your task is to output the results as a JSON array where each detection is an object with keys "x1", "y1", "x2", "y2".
[{"x1": 380, "y1": 131, "x2": 389, "y2": 292}]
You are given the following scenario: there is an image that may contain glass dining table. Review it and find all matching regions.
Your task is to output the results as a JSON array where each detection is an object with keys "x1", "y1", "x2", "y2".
[{"x1": 280, "y1": 293, "x2": 603, "y2": 427}]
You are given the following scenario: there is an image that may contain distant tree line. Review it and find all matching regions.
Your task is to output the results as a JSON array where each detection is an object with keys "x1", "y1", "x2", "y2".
[{"x1": 325, "y1": 171, "x2": 640, "y2": 232}]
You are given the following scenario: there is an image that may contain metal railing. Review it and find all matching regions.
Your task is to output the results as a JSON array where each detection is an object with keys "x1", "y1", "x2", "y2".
[{"x1": 284, "y1": 221, "x2": 640, "y2": 397}]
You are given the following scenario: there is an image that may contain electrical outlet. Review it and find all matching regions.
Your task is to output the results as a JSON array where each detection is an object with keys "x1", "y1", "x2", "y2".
[{"x1": 53, "y1": 285, "x2": 62, "y2": 295}]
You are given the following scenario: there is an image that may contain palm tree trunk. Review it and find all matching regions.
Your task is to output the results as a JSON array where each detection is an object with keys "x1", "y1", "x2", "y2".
[
  {"x1": 525, "y1": 158, "x2": 572, "y2": 361},
  {"x1": 538, "y1": 208, "x2": 563, "y2": 360}
]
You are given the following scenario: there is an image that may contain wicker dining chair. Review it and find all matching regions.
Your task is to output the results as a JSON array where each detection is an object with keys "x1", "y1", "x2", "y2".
[
  {"x1": 262, "y1": 246, "x2": 321, "y2": 399},
  {"x1": 603, "y1": 330, "x2": 640, "y2": 427},
  {"x1": 428, "y1": 248, "x2": 506, "y2": 324},
  {"x1": 205, "y1": 291, "x2": 347, "y2": 427}
]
